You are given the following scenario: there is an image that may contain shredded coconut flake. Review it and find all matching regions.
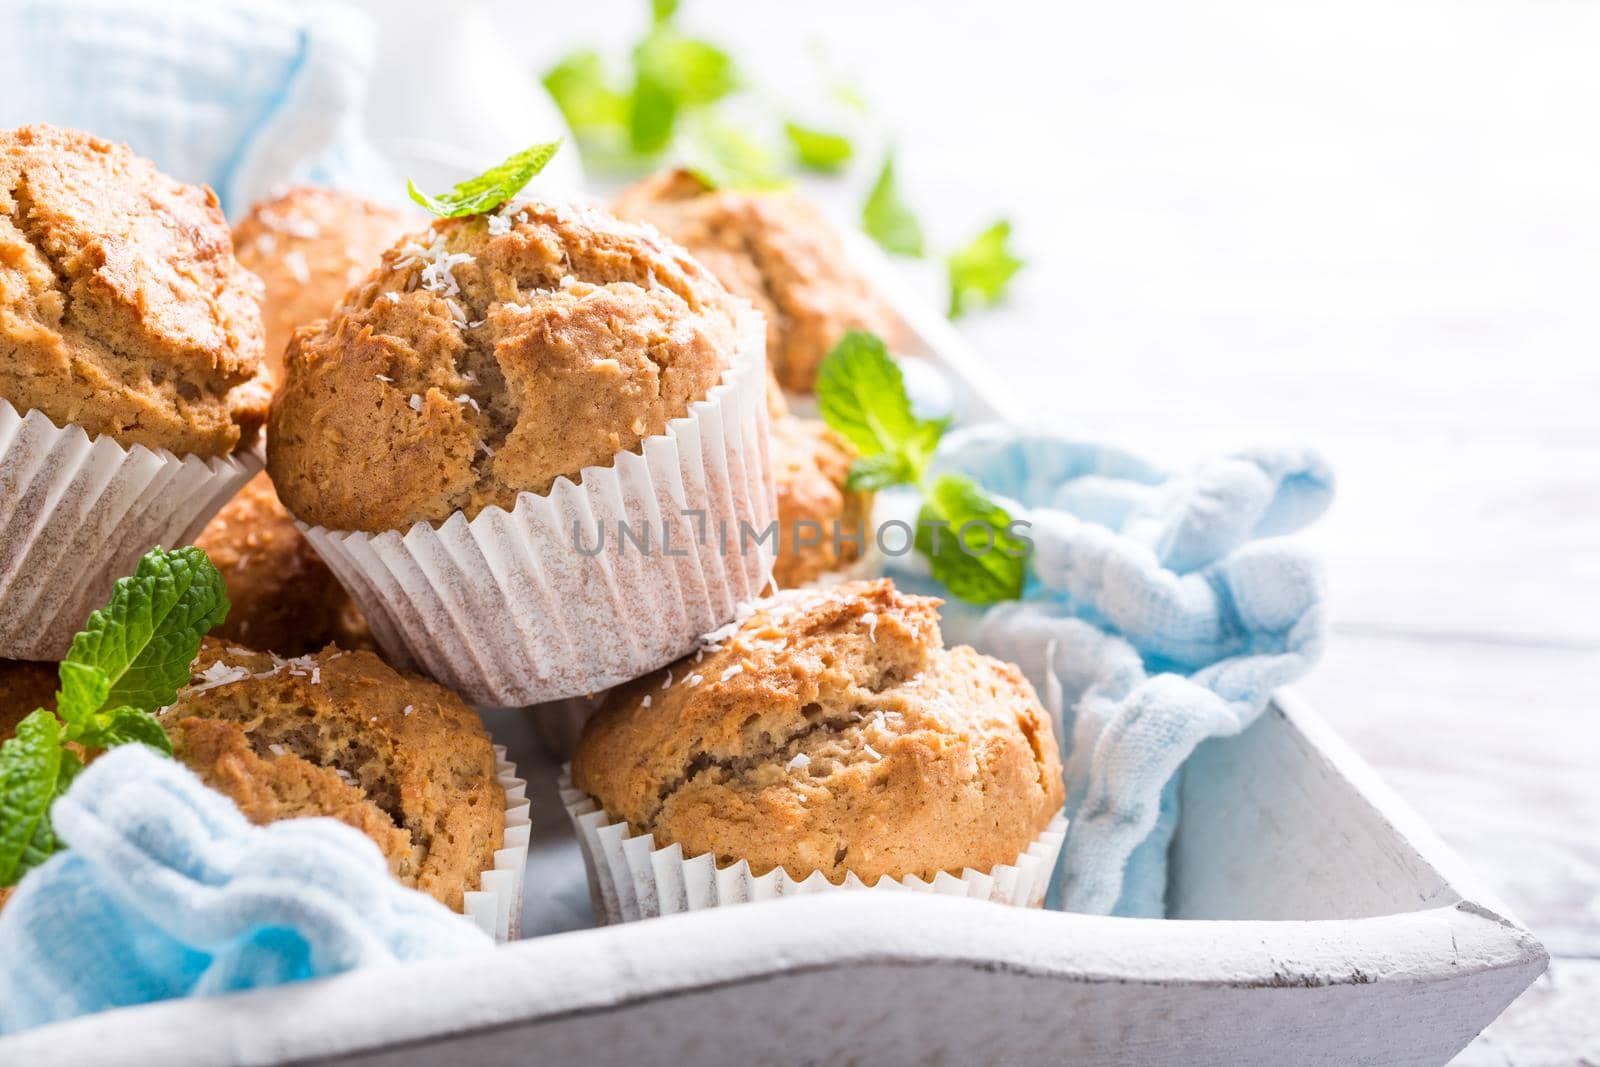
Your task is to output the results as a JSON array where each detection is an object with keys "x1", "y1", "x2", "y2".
[
  {"x1": 641, "y1": 695, "x2": 652, "y2": 708},
  {"x1": 687, "y1": 673, "x2": 703, "y2": 687},
  {"x1": 786, "y1": 752, "x2": 811, "y2": 771},
  {"x1": 375, "y1": 373, "x2": 393, "y2": 383},
  {"x1": 310, "y1": 667, "x2": 320, "y2": 685},
  {"x1": 487, "y1": 213, "x2": 512, "y2": 236},
  {"x1": 267, "y1": 743, "x2": 287, "y2": 757},
  {"x1": 283, "y1": 250, "x2": 310, "y2": 285},
  {"x1": 662, "y1": 670, "x2": 673, "y2": 690},
  {"x1": 408, "y1": 394, "x2": 423, "y2": 412},
  {"x1": 861, "y1": 612, "x2": 879, "y2": 641},
  {"x1": 720, "y1": 665, "x2": 743, "y2": 682},
  {"x1": 455, "y1": 393, "x2": 480, "y2": 411},
  {"x1": 864, "y1": 744, "x2": 883, "y2": 760},
  {"x1": 384, "y1": 291, "x2": 402, "y2": 304},
  {"x1": 402, "y1": 704, "x2": 414, "y2": 717},
  {"x1": 189, "y1": 661, "x2": 251, "y2": 693}
]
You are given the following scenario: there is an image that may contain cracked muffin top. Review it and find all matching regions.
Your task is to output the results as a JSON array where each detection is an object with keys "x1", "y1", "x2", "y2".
[
  {"x1": 267, "y1": 198, "x2": 746, "y2": 532},
  {"x1": 194, "y1": 472, "x2": 370, "y2": 656},
  {"x1": 231, "y1": 186, "x2": 414, "y2": 383},
  {"x1": 572, "y1": 579, "x2": 1064, "y2": 883},
  {"x1": 612, "y1": 169, "x2": 903, "y2": 394},
  {"x1": 0, "y1": 125, "x2": 268, "y2": 456},
  {"x1": 158, "y1": 641, "x2": 504, "y2": 912}
]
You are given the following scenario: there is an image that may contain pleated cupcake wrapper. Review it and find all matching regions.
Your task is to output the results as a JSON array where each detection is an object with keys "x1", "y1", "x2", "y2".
[
  {"x1": 0, "y1": 398, "x2": 261, "y2": 660},
  {"x1": 558, "y1": 768, "x2": 1069, "y2": 924},
  {"x1": 460, "y1": 744, "x2": 531, "y2": 943},
  {"x1": 302, "y1": 306, "x2": 776, "y2": 707}
]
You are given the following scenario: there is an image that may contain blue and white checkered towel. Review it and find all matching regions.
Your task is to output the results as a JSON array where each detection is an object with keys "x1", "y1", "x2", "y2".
[
  {"x1": 0, "y1": 746, "x2": 490, "y2": 1035},
  {"x1": 0, "y1": 0, "x2": 397, "y2": 217},
  {"x1": 887, "y1": 427, "x2": 1333, "y2": 916}
]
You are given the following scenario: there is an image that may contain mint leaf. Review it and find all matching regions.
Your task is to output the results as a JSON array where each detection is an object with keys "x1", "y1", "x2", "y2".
[
  {"x1": 407, "y1": 141, "x2": 563, "y2": 219},
  {"x1": 652, "y1": 0, "x2": 679, "y2": 25},
  {"x1": 845, "y1": 451, "x2": 917, "y2": 492},
  {"x1": 816, "y1": 331, "x2": 921, "y2": 456},
  {"x1": 0, "y1": 710, "x2": 64, "y2": 886},
  {"x1": 785, "y1": 122, "x2": 853, "y2": 173},
  {"x1": 683, "y1": 116, "x2": 785, "y2": 191},
  {"x1": 58, "y1": 546, "x2": 228, "y2": 733},
  {"x1": 862, "y1": 154, "x2": 924, "y2": 257},
  {"x1": 947, "y1": 219, "x2": 1023, "y2": 318},
  {"x1": 629, "y1": 31, "x2": 737, "y2": 154},
  {"x1": 544, "y1": 52, "x2": 627, "y2": 138},
  {"x1": 80, "y1": 707, "x2": 173, "y2": 756},
  {"x1": 915, "y1": 475, "x2": 1028, "y2": 604}
]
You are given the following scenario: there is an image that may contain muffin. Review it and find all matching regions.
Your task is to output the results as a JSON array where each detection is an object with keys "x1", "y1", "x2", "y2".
[
  {"x1": 231, "y1": 187, "x2": 414, "y2": 381},
  {"x1": 194, "y1": 472, "x2": 370, "y2": 656},
  {"x1": 613, "y1": 169, "x2": 903, "y2": 393},
  {"x1": 566, "y1": 579, "x2": 1066, "y2": 921},
  {"x1": 270, "y1": 198, "x2": 775, "y2": 705},
  {"x1": 158, "y1": 642, "x2": 527, "y2": 935},
  {"x1": 768, "y1": 387, "x2": 874, "y2": 588},
  {"x1": 0, "y1": 125, "x2": 267, "y2": 658}
]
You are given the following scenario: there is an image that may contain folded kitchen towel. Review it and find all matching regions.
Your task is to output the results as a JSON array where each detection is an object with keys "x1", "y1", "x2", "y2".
[
  {"x1": 0, "y1": 746, "x2": 490, "y2": 1036},
  {"x1": 0, "y1": 0, "x2": 397, "y2": 217},
  {"x1": 886, "y1": 427, "x2": 1333, "y2": 917}
]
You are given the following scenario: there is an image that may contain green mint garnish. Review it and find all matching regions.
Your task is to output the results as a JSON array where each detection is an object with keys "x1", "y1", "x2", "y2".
[
  {"x1": 651, "y1": 0, "x2": 679, "y2": 25},
  {"x1": 815, "y1": 331, "x2": 944, "y2": 487},
  {"x1": 815, "y1": 332, "x2": 1026, "y2": 604},
  {"x1": 544, "y1": 52, "x2": 628, "y2": 139},
  {"x1": 682, "y1": 116, "x2": 786, "y2": 191},
  {"x1": 784, "y1": 122, "x2": 853, "y2": 173},
  {"x1": 407, "y1": 141, "x2": 563, "y2": 219},
  {"x1": 861, "y1": 153, "x2": 925, "y2": 257},
  {"x1": 0, "y1": 546, "x2": 228, "y2": 886},
  {"x1": 58, "y1": 546, "x2": 229, "y2": 733},
  {"x1": 0, "y1": 711, "x2": 68, "y2": 887},
  {"x1": 947, "y1": 219, "x2": 1023, "y2": 318},
  {"x1": 915, "y1": 474, "x2": 1028, "y2": 604},
  {"x1": 629, "y1": 30, "x2": 738, "y2": 154}
]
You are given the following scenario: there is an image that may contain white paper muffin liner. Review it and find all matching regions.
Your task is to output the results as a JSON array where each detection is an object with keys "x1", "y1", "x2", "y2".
[
  {"x1": 558, "y1": 768, "x2": 1068, "y2": 924},
  {"x1": 461, "y1": 744, "x2": 531, "y2": 942},
  {"x1": 301, "y1": 307, "x2": 776, "y2": 707},
  {"x1": 0, "y1": 398, "x2": 261, "y2": 660}
]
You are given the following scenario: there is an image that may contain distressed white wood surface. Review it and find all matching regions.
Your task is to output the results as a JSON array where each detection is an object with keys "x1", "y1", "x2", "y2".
[{"x1": 501, "y1": 1, "x2": 1600, "y2": 1057}]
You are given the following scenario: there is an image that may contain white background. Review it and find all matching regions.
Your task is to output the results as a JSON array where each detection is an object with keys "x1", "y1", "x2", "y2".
[{"x1": 499, "y1": 1, "x2": 1600, "y2": 1058}]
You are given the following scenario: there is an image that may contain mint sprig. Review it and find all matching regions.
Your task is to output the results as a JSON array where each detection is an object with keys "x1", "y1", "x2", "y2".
[
  {"x1": 407, "y1": 141, "x2": 563, "y2": 219},
  {"x1": 785, "y1": 122, "x2": 853, "y2": 173},
  {"x1": 815, "y1": 331, "x2": 1026, "y2": 605},
  {"x1": 947, "y1": 219, "x2": 1024, "y2": 318},
  {"x1": 0, "y1": 546, "x2": 229, "y2": 887},
  {"x1": 861, "y1": 153, "x2": 925, "y2": 257}
]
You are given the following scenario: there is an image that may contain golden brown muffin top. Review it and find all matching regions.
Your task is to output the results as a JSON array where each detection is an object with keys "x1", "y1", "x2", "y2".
[
  {"x1": 573, "y1": 579, "x2": 1064, "y2": 884},
  {"x1": 194, "y1": 472, "x2": 369, "y2": 656},
  {"x1": 0, "y1": 125, "x2": 268, "y2": 456},
  {"x1": 268, "y1": 198, "x2": 746, "y2": 532},
  {"x1": 0, "y1": 659, "x2": 58, "y2": 742},
  {"x1": 613, "y1": 169, "x2": 903, "y2": 394},
  {"x1": 159, "y1": 641, "x2": 504, "y2": 912},
  {"x1": 232, "y1": 187, "x2": 414, "y2": 383},
  {"x1": 770, "y1": 412, "x2": 871, "y2": 587}
]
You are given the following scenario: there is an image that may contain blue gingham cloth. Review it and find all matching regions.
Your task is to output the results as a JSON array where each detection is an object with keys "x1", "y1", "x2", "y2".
[
  {"x1": 0, "y1": 747, "x2": 490, "y2": 1035},
  {"x1": 0, "y1": 0, "x2": 396, "y2": 217},
  {"x1": 887, "y1": 427, "x2": 1333, "y2": 917}
]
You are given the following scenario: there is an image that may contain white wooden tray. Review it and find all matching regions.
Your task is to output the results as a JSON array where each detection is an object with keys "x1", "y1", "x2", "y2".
[{"x1": 0, "y1": 229, "x2": 1546, "y2": 1067}]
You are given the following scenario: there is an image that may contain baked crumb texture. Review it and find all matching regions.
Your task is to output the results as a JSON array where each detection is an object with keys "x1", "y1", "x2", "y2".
[
  {"x1": 231, "y1": 186, "x2": 414, "y2": 383},
  {"x1": 613, "y1": 169, "x2": 904, "y2": 394},
  {"x1": 194, "y1": 472, "x2": 370, "y2": 656},
  {"x1": 770, "y1": 409, "x2": 872, "y2": 587},
  {"x1": 268, "y1": 198, "x2": 745, "y2": 532},
  {"x1": 574, "y1": 579, "x2": 1064, "y2": 884},
  {"x1": 159, "y1": 641, "x2": 505, "y2": 912},
  {"x1": 0, "y1": 125, "x2": 267, "y2": 456}
]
